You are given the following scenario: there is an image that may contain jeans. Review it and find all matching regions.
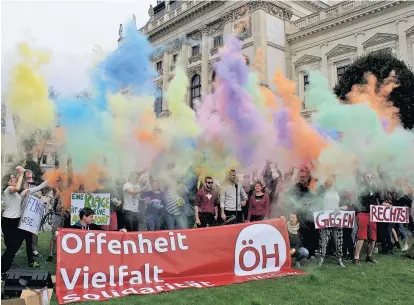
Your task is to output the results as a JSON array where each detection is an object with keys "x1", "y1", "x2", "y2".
[
  {"x1": 123, "y1": 210, "x2": 139, "y2": 231},
  {"x1": 146, "y1": 214, "x2": 163, "y2": 231},
  {"x1": 297, "y1": 247, "x2": 309, "y2": 260},
  {"x1": 165, "y1": 214, "x2": 187, "y2": 230},
  {"x1": 393, "y1": 223, "x2": 408, "y2": 241}
]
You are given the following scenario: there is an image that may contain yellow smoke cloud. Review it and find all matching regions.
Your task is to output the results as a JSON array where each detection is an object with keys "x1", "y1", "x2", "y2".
[{"x1": 7, "y1": 43, "x2": 56, "y2": 130}]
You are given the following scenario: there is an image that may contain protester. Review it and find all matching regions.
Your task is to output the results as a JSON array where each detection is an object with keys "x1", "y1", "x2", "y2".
[
  {"x1": 72, "y1": 207, "x2": 127, "y2": 232},
  {"x1": 141, "y1": 177, "x2": 165, "y2": 231},
  {"x1": 241, "y1": 174, "x2": 253, "y2": 221},
  {"x1": 220, "y1": 169, "x2": 247, "y2": 224},
  {"x1": 247, "y1": 181, "x2": 270, "y2": 222},
  {"x1": 164, "y1": 179, "x2": 188, "y2": 230},
  {"x1": 195, "y1": 176, "x2": 219, "y2": 227},
  {"x1": 317, "y1": 177, "x2": 345, "y2": 267},
  {"x1": 286, "y1": 213, "x2": 309, "y2": 267},
  {"x1": 122, "y1": 171, "x2": 141, "y2": 231},
  {"x1": 114, "y1": 178, "x2": 125, "y2": 230},
  {"x1": 354, "y1": 173, "x2": 386, "y2": 264},
  {"x1": 1, "y1": 166, "x2": 25, "y2": 276}
]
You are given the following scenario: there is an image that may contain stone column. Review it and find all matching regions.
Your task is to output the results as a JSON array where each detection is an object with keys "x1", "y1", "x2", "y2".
[
  {"x1": 397, "y1": 19, "x2": 408, "y2": 62},
  {"x1": 252, "y1": 10, "x2": 268, "y2": 86},
  {"x1": 320, "y1": 43, "x2": 328, "y2": 77},
  {"x1": 181, "y1": 43, "x2": 190, "y2": 105},
  {"x1": 356, "y1": 32, "x2": 365, "y2": 56},
  {"x1": 201, "y1": 26, "x2": 209, "y2": 96},
  {"x1": 162, "y1": 52, "x2": 170, "y2": 112}
]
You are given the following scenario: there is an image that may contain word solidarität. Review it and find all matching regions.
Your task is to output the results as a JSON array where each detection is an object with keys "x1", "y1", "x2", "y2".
[
  {"x1": 61, "y1": 281, "x2": 215, "y2": 303},
  {"x1": 370, "y1": 205, "x2": 409, "y2": 223},
  {"x1": 313, "y1": 211, "x2": 355, "y2": 229}
]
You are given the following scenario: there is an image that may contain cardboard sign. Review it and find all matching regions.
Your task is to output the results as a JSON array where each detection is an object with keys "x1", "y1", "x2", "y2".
[
  {"x1": 18, "y1": 195, "x2": 44, "y2": 235},
  {"x1": 313, "y1": 210, "x2": 355, "y2": 229},
  {"x1": 71, "y1": 193, "x2": 110, "y2": 225},
  {"x1": 370, "y1": 205, "x2": 409, "y2": 223},
  {"x1": 56, "y1": 219, "x2": 306, "y2": 304}
]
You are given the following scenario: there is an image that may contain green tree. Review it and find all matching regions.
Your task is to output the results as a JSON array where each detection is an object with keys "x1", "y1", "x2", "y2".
[{"x1": 334, "y1": 51, "x2": 414, "y2": 130}]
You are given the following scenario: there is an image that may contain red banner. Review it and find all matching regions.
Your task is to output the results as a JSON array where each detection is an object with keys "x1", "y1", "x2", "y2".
[
  {"x1": 370, "y1": 205, "x2": 409, "y2": 223},
  {"x1": 56, "y1": 219, "x2": 305, "y2": 304}
]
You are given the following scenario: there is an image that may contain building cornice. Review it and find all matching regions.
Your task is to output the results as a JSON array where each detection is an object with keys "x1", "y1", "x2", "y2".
[
  {"x1": 287, "y1": 1, "x2": 408, "y2": 42},
  {"x1": 144, "y1": 1, "x2": 292, "y2": 44}
]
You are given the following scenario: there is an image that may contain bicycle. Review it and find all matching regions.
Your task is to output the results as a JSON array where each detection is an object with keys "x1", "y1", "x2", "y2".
[{"x1": 40, "y1": 207, "x2": 53, "y2": 232}]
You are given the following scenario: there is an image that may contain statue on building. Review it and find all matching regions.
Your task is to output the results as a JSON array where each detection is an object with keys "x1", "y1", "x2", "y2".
[
  {"x1": 132, "y1": 14, "x2": 136, "y2": 25},
  {"x1": 118, "y1": 24, "x2": 123, "y2": 40},
  {"x1": 149, "y1": 5, "x2": 154, "y2": 18}
]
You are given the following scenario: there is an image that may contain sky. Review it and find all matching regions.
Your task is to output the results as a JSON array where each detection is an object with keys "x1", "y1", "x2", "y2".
[{"x1": 1, "y1": 0, "x2": 156, "y2": 96}]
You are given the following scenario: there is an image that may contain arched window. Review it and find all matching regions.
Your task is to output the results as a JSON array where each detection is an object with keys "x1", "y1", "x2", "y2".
[
  {"x1": 154, "y1": 87, "x2": 163, "y2": 116},
  {"x1": 190, "y1": 74, "x2": 201, "y2": 109},
  {"x1": 244, "y1": 55, "x2": 250, "y2": 66}
]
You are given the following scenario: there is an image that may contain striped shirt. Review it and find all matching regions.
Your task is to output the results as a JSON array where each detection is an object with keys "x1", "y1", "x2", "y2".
[{"x1": 164, "y1": 187, "x2": 185, "y2": 216}]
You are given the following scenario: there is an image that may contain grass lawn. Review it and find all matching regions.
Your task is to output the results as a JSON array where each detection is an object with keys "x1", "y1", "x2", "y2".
[{"x1": 2, "y1": 232, "x2": 414, "y2": 305}]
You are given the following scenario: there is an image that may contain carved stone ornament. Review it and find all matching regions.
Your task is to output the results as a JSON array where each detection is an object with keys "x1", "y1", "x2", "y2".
[
  {"x1": 208, "y1": 20, "x2": 224, "y2": 35},
  {"x1": 188, "y1": 64, "x2": 202, "y2": 77},
  {"x1": 149, "y1": 5, "x2": 154, "y2": 17},
  {"x1": 248, "y1": 0, "x2": 292, "y2": 20},
  {"x1": 155, "y1": 80, "x2": 163, "y2": 87},
  {"x1": 210, "y1": 47, "x2": 219, "y2": 56},
  {"x1": 150, "y1": 53, "x2": 163, "y2": 62},
  {"x1": 208, "y1": 58, "x2": 220, "y2": 71},
  {"x1": 221, "y1": 11, "x2": 234, "y2": 24},
  {"x1": 189, "y1": 54, "x2": 202, "y2": 64},
  {"x1": 170, "y1": 65, "x2": 176, "y2": 72},
  {"x1": 234, "y1": 5, "x2": 248, "y2": 19},
  {"x1": 235, "y1": 17, "x2": 252, "y2": 41},
  {"x1": 168, "y1": 44, "x2": 182, "y2": 54},
  {"x1": 188, "y1": 30, "x2": 202, "y2": 41},
  {"x1": 201, "y1": 25, "x2": 209, "y2": 35}
]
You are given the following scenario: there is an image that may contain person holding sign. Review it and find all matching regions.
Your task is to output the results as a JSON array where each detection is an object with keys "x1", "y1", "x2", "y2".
[
  {"x1": 354, "y1": 173, "x2": 384, "y2": 265},
  {"x1": 1, "y1": 166, "x2": 25, "y2": 275},
  {"x1": 316, "y1": 177, "x2": 345, "y2": 268}
]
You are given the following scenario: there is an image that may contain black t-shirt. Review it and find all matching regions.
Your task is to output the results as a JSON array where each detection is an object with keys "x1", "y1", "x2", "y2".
[
  {"x1": 359, "y1": 190, "x2": 380, "y2": 213},
  {"x1": 141, "y1": 191, "x2": 165, "y2": 215}
]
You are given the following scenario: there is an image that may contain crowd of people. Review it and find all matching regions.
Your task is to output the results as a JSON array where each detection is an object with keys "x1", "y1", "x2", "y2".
[{"x1": 2, "y1": 160, "x2": 413, "y2": 279}]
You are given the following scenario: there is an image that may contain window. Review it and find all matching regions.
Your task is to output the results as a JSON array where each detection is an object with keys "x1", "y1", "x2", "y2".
[
  {"x1": 6, "y1": 155, "x2": 13, "y2": 163},
  {"x1": 156, "y1": 61, "x2": 163, "y2": 72},
  {"x1": 212, "y1": 71, "x2": 216, "y2": 82},
  {"x1": 155, "y1": 88, "x2": 163, "y2": 116},
  {"x1": 244, "y1": 56, "x2": 250, "y2": 66},
  {"x1": 173, "y1": 54, "x2": 178, "y2": 64},
  {"x1": 304, "y1": 74, "x2": 309, "y2": 92},
  {"x1": 303, "y1": 74, "x2": 309, "y2": 109},
  {"x1": 213, "y1": 35, "x2": 223, "y2": 48},
  {"x1": 190, "y1": 74, "x2": 201, "y2": 109},
  {"x1": 192, "y1": 45, "x2": 200, "y2": 57},
  {"x1": 336, "y1": 66, "x2": 348, "y2": 81},
  {"x1": 42, "y1": 155, "x2": 47, "y2": 164}
]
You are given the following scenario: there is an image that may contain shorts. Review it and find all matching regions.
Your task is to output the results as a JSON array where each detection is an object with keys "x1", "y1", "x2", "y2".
[
  {"x1": 52, "y1": 214, "x2": 65, "y2": 240},
  {"x1": 357, "y1": 212, "x2": 377, "y2": 241}
]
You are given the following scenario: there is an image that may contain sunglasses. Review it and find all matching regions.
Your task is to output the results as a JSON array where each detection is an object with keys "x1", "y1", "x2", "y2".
[{"x1": 206, "y1": 181, "x2": 213, "y2": 184}]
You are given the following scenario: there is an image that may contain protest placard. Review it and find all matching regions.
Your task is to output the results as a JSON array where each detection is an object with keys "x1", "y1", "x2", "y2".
[
  {"x1": 370, "y1": 205, "x2": 409, "y2": 223},
  {"x1": 56, "y1": 219, "x2": 306, "y2": 304},
  {"x1": 18, "y1": 195, "x2": 44, "y2": 235},
  {"x1": 71, "y1": 193, "x2": 110, "y2": 225},
  {"x1": 313, "y1": 210, "x2": 355, "y2": 229}
]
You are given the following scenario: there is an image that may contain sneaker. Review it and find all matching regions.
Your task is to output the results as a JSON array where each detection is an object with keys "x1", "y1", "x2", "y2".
[
  {"x1": 353, "y1": 258, "x2": 360, "y2": 265},
  {"x1": 318, "y1": 257, "x2": 324, "y2": 267},
  {"x1": 402, "y1": 244, "x2": 409, "y2": 251},
  {"x1": 338, "y1": 258, "x2": 345, "y2": 268},
  {"x1": 46, "y1": 256, "x2": 54, "y2": 263},
  {"x1": 394, "y1": 241, "x2": 401, "y2": 249},
  {"x1": 365, "y1": 256, "x2": 378, "y2": 263},
  {"x1": 33, "y1": 251, "x2": 40, "y2": 257},
  {"x1": 29, "y1": 262, "x2": 41, "y2": 268}
]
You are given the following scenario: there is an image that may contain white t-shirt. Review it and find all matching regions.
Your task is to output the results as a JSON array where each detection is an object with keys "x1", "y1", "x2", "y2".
[
  {"x1": 323, "y1": 189, "x2": 340, "y2": 210},
  {"x1": 122, "y1": 182, "x2": 140, "y2": 213},
  {"x1": 2, "y1": 187, "x2": 22, "y2": 218}
]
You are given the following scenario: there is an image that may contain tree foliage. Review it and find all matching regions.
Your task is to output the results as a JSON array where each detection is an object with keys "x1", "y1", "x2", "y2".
[{"x1": 334, "y1": 51, "x2": 414, "y2": 130}]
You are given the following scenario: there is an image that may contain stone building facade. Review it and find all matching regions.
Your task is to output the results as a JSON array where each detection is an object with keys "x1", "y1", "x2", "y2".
[{"x1": 131, "y1": 0, "x2": 414, "y2": 119}]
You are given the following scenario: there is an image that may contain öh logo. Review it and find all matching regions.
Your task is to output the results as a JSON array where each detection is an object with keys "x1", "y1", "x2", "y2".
[{"x1": 234, "y1": 224, "x2": 287, "y2": 276}]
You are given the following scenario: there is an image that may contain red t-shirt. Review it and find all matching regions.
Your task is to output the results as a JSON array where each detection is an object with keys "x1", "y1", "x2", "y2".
[
  {"x1": 195, "y1": 188, "x2": 218, "y2": 214},
  {"x1": 248, "y1": 193, "x2": 270, "y2": 221}
]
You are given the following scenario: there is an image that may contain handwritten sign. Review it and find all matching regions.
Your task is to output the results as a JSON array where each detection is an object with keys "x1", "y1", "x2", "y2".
[
  {"x1": 313, "y1": 210, "x2": 355, "y2": 229},
  {"x1": 71, "y1": 193, "x2": 110, "y2": 225},
  {"x1": 370, "y1": 205, "x2": 409, "y2": 223},
  {"x1": 19, "y1": 195, "x2": 44, "y2": 235}
]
